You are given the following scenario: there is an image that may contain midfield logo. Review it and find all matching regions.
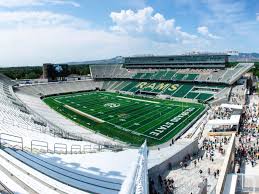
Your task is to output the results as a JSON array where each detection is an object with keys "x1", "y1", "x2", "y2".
[{"x1": 104, "y1": 103, "x2": 121, "y2": 108}]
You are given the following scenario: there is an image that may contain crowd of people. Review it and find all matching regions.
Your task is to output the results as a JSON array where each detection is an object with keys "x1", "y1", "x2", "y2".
[
  {"x1": 230, "y1": 85, "x2": 246, "y2": 105},
  {"x1": 211, "y1": 106, "x2": 233, "y2": 120},
  {"x1": 235, "y1": 104, "x2": 259, "y2": 171},
  {"x1": 202, "y1": 136, "x2": 228, "y2": 158}
]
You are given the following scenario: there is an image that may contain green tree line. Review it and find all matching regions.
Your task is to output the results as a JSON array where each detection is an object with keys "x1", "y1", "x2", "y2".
[{"x1": 0, "y1": 64, "x2": 90, "y2": 80}]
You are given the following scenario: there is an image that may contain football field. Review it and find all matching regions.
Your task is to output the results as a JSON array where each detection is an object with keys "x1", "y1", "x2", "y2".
[{"x1": 44, "y1": 91, "x2": 206, "y2": 146}]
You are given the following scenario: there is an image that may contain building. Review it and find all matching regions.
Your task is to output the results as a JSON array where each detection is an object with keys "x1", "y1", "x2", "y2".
[{"x1": 124, "y1": 53, "x2": 229, "y2": 69}]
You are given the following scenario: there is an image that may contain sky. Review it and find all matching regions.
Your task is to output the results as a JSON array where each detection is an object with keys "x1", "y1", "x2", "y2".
[{"x1": 0, "y1": 0, "x2": 259, "y2": 66}]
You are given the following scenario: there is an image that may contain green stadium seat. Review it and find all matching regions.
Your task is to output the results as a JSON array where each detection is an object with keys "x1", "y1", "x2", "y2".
[
  {"x1": 161, "y1": 84, "x2": 181, "y2": 95},
  {"x1": 121, "y1": 82, "x2": 138, "y2": 92},
  {"x1": 133, "y1": 73, "x2": 144, "y2": 79},
  {"x1": 141, "y1": 73, "x2": 154, "y2": 79},
  {"x1": 185, "y1": 92, "x2": 200, "y2": 99},
  {"x1": 152, "y1": 71, "x2": 166, "y2": 80},
  {"x1": 184, "y1": 74, "x2": 199, "y2": 81},
  {"x1": 162, "y1": 71, "x2": 176, "y2": 80},
  {"x1": 172, "y1": 85, "x2": 193, "y2": 98},
  {"x1": 172, "y1": 73, "x2": 186, "y2": 80},
  {"x1": 113, "y1": 81, "x2": 130, "y2": 90},
  {"x1": 195, "y1": 93, "x2": 213, "y2": 102}
]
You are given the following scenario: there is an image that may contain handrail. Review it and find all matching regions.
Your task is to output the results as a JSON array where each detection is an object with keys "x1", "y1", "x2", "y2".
[
  {"x1": 0, "y1": 133, "x2": 108, "y2": 154},
  {"x1": 83, "y1": 145, "x2": 91, "y2": 152},
  {"x1": 54, "y1": 143, "x2": 67, "y2": 154},
  {"x1": 71, "y1": 144, "x2": 81, "y2": 154},
  {"x1": 0, "y1": 133, "x2": 23, "y2": 150},
  {"x1": 31, "y1": 140, "x2": 48, "y2": 153}
]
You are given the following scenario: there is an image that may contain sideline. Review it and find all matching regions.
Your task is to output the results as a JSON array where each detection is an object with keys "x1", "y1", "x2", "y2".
[{"x1": 64, "y1": 105, "x2": 105, "y2": 123}]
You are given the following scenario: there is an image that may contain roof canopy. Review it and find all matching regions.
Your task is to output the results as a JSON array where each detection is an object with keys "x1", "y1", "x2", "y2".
[
  {"x1": 208, "y1": 115, "x2": 241, "y2": 126},
  {"x1": 220, "y1": 103, "x2": 243, "y2": 110}
]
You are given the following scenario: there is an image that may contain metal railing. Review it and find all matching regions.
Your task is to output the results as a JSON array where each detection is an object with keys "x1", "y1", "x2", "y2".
[
  {"x1": 0, "y1": 133, "x2": 106, "y2": 154},
  {"x1": 54, "y1": 143, "x2": 67, "y2": 154},
  {"x1": 0, "y1": 133, "x2": 23, "y2": 150},
  {"x1": 71, "y1": 144, "x2": 81, "y2": 154},
  {"x1": 31, "y1": 140, "x2": 48, "y2": 152}
]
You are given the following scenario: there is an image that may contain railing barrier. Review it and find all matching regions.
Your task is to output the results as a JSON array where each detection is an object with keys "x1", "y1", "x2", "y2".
[
  {"x1": 31, "y1": 140, "x2": 48, "y2": 153},
  {"x1": 71, "y1": 144, "x2": 81, "y2": 154},
  {"x1": 0, "y1": 133, "x2": 23, "y2": 150},
  {"x1": 54, "y1": 143, "x2": 67, "y2": 154}
]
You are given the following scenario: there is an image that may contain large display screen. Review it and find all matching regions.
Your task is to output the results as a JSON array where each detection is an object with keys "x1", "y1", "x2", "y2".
[{"x1": 43, "y1": 63, "x2": 68, "y2": 81}]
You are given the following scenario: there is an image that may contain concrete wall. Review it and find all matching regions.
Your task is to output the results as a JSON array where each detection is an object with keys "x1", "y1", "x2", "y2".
[
  {"x1": 216, "y1": 133, "x2": 236, "y2": 194},
  {"x1": 148, "y1": 138, "x2": 199, "y2": 185}
]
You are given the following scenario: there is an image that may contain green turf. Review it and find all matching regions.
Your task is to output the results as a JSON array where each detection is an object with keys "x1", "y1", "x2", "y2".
[{"x1": 43, "y1": 91, "x2": 206, "y2": 146}]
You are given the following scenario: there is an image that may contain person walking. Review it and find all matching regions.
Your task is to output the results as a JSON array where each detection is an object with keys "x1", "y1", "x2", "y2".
[{"x1": 194, "y1": 160, "x2": 197, "y2": 167}]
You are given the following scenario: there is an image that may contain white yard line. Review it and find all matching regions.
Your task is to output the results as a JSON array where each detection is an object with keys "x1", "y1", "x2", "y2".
[
  {"x1": 54, "y1": 99, "x2": 62, "y2": 104},
  {"x1": 117, "y1": 96, "x2": 160, "y2": 104}
]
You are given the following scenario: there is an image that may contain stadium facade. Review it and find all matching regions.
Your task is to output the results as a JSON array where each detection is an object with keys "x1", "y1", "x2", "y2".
[{"x1": 124, "y1": 53, "x2": 229, "y2": 69}]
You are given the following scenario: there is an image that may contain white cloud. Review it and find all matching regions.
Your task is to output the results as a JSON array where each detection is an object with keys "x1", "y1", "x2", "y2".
[
  {"x1": 110, "y1": 7, "x2": 198, "y2": 43},
  {"x1": 257, "y1": 13, "x2": 259, "y2": 21},
  {"x1": 0, "y1": 9, "x2": 216, "y2": 66},
  {"x1": 0, "y1": 0, "x2": 80, "y2": 8},
  {"x1": 197, "y1": 26, "x2": 220, "y2": 39},
  {"x1": 0, "y1": 27, "x2": 211, "y2": 67},
  {"x1": 0, "y1": 11, "x2": 87, "y2": 28}
]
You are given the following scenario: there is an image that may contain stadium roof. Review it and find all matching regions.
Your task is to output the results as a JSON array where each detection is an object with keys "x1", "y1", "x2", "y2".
[
  {"x1": 126, "y1": 53, "x2": 229, "y2": 59},
  {"x1": 220, "y1": 104, "x2": 243, "y2": 110},
  {"x1": 208, "y1": 115, "x2": 241, "y2": 126}
]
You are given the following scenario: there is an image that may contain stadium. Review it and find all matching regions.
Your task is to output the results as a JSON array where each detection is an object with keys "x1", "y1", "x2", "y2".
[{"x1": 0, "y1": 53, "x2": 258, "y2": 194}]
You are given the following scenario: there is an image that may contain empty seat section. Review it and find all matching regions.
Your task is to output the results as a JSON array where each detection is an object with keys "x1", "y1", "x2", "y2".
[
  {"x1": 172, "y1": 73, "x2": 186, "y2": 80},
  {"x1": 172, "y1": 85, "x2": 193, "y2": 98},
  {"x1": 184, "y1": 74, "x2": 199, "y2": 81},
  {"x1": 195, "y1": 93, "x2": 213, "y2": 101},
  {"x1": 113, "y1": 81, "x2": 129, "y2": 90},
  {"x1": 162, "y1": 71, "x2": 176, "y2": 80},
  {"x1": 133, "y1": 73, "x2": 144, "y2": 79},
  {"x1": 5, "y1": 148, "x2": 121, "y2": 194},
  {"x1": 141, "y1": 73, "x2": 154, "y2": 79},
  {"x1": 161, "y1": 84, "x2": 181, "y2": 95},
  {"x1": 152, "y1": 71, "x2": 166, "y2": 80},
  {"x1": 121, "y1": 82, "x2": 138, "y2": 92},
  {"x1": 140, "y1": 86, "x2": 155, "y2": 92},
  {"x1": 185, "y1": 92, "x2": 199, "y2": 99}
]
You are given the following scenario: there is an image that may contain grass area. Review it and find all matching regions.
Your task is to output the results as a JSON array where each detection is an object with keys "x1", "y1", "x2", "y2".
[{"x1": 43, "y1": 91, "x2": 206, "y2": 146}]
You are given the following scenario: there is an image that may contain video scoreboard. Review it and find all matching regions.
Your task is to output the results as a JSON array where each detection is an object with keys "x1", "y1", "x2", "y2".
[{"x1": 43, "y1": 63, "x2": 68, "y2": 82}]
